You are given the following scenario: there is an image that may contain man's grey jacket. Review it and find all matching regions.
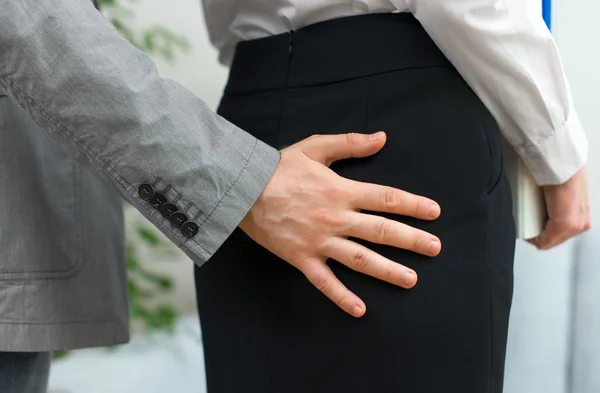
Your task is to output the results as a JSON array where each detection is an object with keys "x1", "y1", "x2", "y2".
[{"x1": 0, "y1": 0, "x2": 280, "y2": 351}]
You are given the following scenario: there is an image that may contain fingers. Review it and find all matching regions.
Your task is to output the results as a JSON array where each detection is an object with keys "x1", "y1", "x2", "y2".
[
  {"x1": 321, "y1": 237, "x2": 418, "y2": 289},
  {"x1": 344, "y1": 212, "x2": 441, "y2": 256},
  {"x1": 302, "y1": 259, "x2": 367, "y2": 318},
  {"x1": 531, "y1": 166, "x2": 591, "y2": 250},
  {"x1": 298, "y1": 132, "x2": 387, "y2": 166},
  {"x1": 349, "y1": 182, "x2": 441, "y2": 220},
  {"x1": 529, "y1": 217, "x2": 591, "y2": 250}
]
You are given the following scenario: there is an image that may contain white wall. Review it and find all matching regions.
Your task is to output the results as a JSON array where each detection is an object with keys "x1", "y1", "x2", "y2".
[
  {"x1": 555, "y1": 3, "x2": 600, "y2": 392},
  {"x1": 129, "y1": 0, "x2": 228, "y2": 109},
  {"x1": 555, "y1": 0, "x2": 600, "y2": 210}
]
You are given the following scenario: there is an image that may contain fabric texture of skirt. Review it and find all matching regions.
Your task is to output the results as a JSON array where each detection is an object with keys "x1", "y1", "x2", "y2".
[{"x1": 195, "y1": 13, "x2": 516, "y2": 393}]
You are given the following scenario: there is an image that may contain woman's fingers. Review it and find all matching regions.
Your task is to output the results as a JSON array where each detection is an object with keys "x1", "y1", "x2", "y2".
[
  {"x1": 344, "y1": 211, "x2": 441, "y2": 256},
  {"x1": 529, "y1": 217, "x2": 589, "y2": 250},
  {"x1": 301, "y1": 258, "x2": 367, "y2": 318},
  {"x1": 321, "y1": 237, "x2": 418, "y2": 289},
  {"x1": 349, "y1": 181, "x2": 441, "y2": 220},
  {"x1": 530, "y1": 166, "x2": 591, "y2": 250}
]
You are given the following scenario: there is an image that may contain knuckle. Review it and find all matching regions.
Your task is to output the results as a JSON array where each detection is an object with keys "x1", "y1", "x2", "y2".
[
  {"x1": 565, "y1": 218, "x2": 582, "y2": 233},
  {"x1": 335, "y1": 294, "x2": 349, "y2": 308},
  {"x1": 350, "y1": 249, "x2": 370, "y2": 270},
  {"x1": 414, "y1": 197, "x2": 423, "y2": 217},
  {"x1": 314, "y1": 235, "x2": 330, "y2": 253},
  {"x1": 288, "y1": 248, "x2": 305, "y2": 265},
  {"x1": 314, "y1": 277, "x2": 332, "y2": 293},
  {"x1": 310, "y1": 208, "x2": 341, "y2": 227},
  {"x1": 345, "y1": 132, "x2": 361, "y2": 147},
  {"x1": 575, "y1": 216, "x2": 592, "y2": 233},
  {"x1": 306, "y1": 134, "x2": 322, "y2": 142},
  {"x1": 382, "y1": 188, "x2": 400, "y2": 209},
  {"x1": 412, "y1": 231, "x2": 424, "y2": 251},
  {"x1": 295, "y1": 252, "x2": 323, "y2": 270},
  {"x1": 323, "y1": 185, "x2": 350, "y2": 201},
  {"x1": 385, "y1": 264, "x2": 401, "y2": 282},
  {"x1": 375, "y1": 219, "x2": 392, "y2": 243}
]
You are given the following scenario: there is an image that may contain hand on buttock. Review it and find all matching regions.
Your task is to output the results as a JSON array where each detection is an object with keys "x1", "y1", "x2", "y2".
[
  {"x1": 529, "y1": 166, "x2": 591, "y2": 250},
  {"x1": 239, "y1": 132, "x2": 442, "y2": 318}
]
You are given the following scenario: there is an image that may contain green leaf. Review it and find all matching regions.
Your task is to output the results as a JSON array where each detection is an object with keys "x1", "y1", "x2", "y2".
[
  {"x1": 137, "y1": 227, "x2": 160, "y2": 246},
  {"x1": 145, "y1": 306, "x2": 177, "y2": 331},
  {"x1": 53, "y1": 350, "x2": 69, "y2": 360},
  {"x1": 126, "y1": 245, "x2": 140, "y2": 269},
  {"x1": 137, "y1": 270, "x2": 173, "y2": 291},
  {"x1": 144, "y1": 32, "x2": 154, "y2": 52},
  {"x1": 157, "y1": 277, "x2": 173, "y2": 290}
]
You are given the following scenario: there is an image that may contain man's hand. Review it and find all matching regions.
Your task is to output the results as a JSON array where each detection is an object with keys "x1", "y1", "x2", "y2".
[
  {"x1": 529, "y1": 166, "x2": 591, "y2": 250},
  {"x1": 239, "y1": 132, "x2": 442, "y2": 318}
]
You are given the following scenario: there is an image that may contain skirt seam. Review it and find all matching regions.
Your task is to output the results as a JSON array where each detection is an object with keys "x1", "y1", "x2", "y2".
[
  {"x1": 363, "y1": 76, "x2": 372, "y2": 132},
  {"x1": 486, "y1": 192, "x2": 495, "y2": 393},
  {"x1": 267, "y1": 336, "x2": 276, "y2": 393},
  {"x1": 225, "y1": 65, "x2": 451, "y2": 97},
  {"x1": 274, "y1": 32, "x2": 294, "y2": 147}
]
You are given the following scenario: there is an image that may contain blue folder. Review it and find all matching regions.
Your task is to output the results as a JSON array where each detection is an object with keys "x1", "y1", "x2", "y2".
[{"x1": 543, "y1": 0, "x2": 552, "y2": 30}]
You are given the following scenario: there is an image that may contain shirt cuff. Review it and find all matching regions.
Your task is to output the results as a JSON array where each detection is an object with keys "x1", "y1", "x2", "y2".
[
  {"x1": 188, "y1": 138, "x2": 281, "y2": 264},
  {"x1": 515, "y1": 109, "x2": 588, "y2": 186}
]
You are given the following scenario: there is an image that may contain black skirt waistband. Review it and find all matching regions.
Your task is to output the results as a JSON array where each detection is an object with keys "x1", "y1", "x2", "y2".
[{"x1": 225, "y1": 13, "x2": 452, "y2": 95}]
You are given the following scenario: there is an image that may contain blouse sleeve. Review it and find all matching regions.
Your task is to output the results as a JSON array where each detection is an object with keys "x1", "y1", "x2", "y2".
[{"x1": 404, "y1": 0, "x2": 588, "y2": 185}]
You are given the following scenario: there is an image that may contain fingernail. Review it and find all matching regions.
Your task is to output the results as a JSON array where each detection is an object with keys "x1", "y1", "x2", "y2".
[
  {"x1": 428, "y1": 203, "x2": 441, "y2": 218},
  {"x1": 353, "y1": 305, "x2": 363, "y2": 317},
  {"x1": 369, "y1": 131, "x2": 383, "y2": 141},
  {"x1": 404, "y1": 271, "x2": 417, "y2": 287},
  {"x1": 428, "y1": 240, "x2": 441, "y2": 256}
]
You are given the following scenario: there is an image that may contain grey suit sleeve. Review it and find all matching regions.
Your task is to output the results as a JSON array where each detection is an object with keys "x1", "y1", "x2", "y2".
[{"x1": 0, "y1": 0, "x2": 280, "y2": 265}]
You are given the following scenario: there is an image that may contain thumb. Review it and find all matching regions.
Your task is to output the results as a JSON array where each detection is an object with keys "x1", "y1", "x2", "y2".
[{"x1": 299, "y1": 132, "x2": 386, "y2": 166}]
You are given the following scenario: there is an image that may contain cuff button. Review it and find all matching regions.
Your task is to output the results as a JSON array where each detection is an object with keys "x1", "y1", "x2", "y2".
[
  {"x1": 150, "y1": 193, "x2": 168, "y2": 209},
  {"x1": 169, "y1": 212, "x2": 188, "y2": 228},
  {"x1": 138, "y1": 184, "x2": 154, "y2": 201},
  {"x1": 181, "y1": 221, "x2": 199, "y2": 238},
  {"x1": 160, "y1": 203, "x2": 178, "y2": 218}
]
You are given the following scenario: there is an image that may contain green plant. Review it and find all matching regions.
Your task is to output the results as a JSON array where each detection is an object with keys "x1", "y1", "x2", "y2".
[
  {"x1": 100, "y1": 0, "x2": 190, "y2": 62},
  {"x1": 125, "y1": 214, "x2": 178, "y2": 333}
]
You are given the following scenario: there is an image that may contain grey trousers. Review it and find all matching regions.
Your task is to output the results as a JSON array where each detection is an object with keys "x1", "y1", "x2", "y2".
[{"x1": 0, "y1": 352, "x2": 51, "y2": 393}]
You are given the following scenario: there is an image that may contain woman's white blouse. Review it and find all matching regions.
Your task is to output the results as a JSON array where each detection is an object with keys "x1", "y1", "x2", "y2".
[{"x1": 202, "y1": 0, "x2": 588, "y2": 185}]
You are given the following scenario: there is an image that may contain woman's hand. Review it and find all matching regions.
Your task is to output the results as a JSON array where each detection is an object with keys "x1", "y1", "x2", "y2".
[
  {"x1": 240, "y1": 132, "x2": 442, "y2": 318},
  {"x1": 529, "y1": 166, "x2": 591, "y2": 249}
]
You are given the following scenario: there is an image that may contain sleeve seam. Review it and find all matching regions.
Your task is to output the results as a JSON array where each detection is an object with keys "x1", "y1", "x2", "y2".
[
  {"x1": 189, "y1": 137, "x2": 259, "y2": 240},
  {"x1": 514, "y1": 127, "x2": 557, "y2": 150}
]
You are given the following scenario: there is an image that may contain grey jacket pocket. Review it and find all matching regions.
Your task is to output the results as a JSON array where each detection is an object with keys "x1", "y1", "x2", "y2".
[{"x1": 0, "y1": 98, "x2": 81, "y2": 279}]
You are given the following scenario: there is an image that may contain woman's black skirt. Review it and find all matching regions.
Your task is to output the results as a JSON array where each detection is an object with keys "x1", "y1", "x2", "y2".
[{"x1": 195, "y1": 13, "x2": 516, "y2": 393}]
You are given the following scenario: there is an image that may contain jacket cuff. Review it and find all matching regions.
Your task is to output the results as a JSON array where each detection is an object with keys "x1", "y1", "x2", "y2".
[
  {"x1": 187, "y1": 139, "x2": 280, "y2": 264},
  {"x1": 516, "y1": 109, "x2": 588, "y2": 186}
]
